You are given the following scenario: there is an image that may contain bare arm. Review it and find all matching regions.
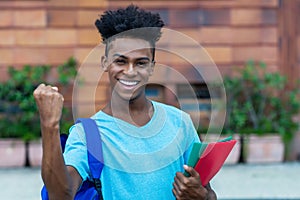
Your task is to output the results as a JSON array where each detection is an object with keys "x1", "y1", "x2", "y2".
[
  {"x1": 205, "y1": 183, "x2": 217, "y2": 200},
  {"x1": 34, "y1": 84, "x2": 82, "y2": 200}
]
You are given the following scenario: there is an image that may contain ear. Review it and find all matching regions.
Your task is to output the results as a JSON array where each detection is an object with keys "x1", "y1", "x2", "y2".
[{"x1": 101, "y1": 55, "x2": 109, "y2": 71}]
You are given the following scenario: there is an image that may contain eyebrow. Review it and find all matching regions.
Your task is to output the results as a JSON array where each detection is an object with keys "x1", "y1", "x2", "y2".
[{"x1": 112, "y1": 54, "x2": 151, "y2": 61}]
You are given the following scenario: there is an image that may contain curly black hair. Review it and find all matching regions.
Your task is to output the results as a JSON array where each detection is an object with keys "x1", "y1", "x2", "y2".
[{"x1": 95, "y1": 5, "x2": 164, "y2": 46}]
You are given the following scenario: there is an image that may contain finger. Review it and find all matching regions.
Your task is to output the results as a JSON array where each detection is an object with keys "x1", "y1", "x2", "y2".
[
  {"x1": 39, "y1": 84, "x2": 55, "y2": 91},
  {"x1": 34, "y1": 83, "x2": 46, "y2": 98},
  {"x1": 34, "y1": 83, "x2": 46, "y2": 93},
  {"x1": 175, "y1": 171, "x2": 186, "y2": 185},
  {"x1": 46, "y1": 85, "x2": 64, "y2": 101},
  {"x1": 173, "y1": 176, "x2": 184, "y2": 192},
  {"x1": 37, "y1": 83, "x2": 46, "y2": 88},
  {"x1": 45, "y1": 85, "x2": 54, "y2": 91},
  {"x1": 51, "y1": 86, "x2": 58, "y2": 91},
  {"x1": 172, "y1": 183, "x2": 183, "y2": 199},
  {"x1": 172, "y1": 188, "x2": 178, "y2": 199},
  {"x1": 174, "y1": 172, "x2": 192, "y2": 193},
  {"x1": 183, "y1": 165, "x2": 200, "y2": 178},
  {"x1": 183, "y1": 165, "x2": 203, "y2": 187}
]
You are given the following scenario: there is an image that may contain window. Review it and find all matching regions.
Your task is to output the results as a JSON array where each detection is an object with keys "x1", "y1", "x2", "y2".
[{"x1": 177, "y1": 83, "x2": 221, "y2": 127}]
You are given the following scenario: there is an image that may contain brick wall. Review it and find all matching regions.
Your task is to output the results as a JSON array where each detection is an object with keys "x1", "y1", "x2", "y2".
[
  {"x1": 0, "y1": 0, "x2": 106, "y2": 79},
  {"x1": 0, "y1": 0, "x2": 280, "y2": 116},
  {"x1": 108, "y1": 0, "x2": 279, "y2": 73}
]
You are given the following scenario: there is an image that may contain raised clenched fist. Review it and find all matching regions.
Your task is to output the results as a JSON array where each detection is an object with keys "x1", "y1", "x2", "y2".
[{"x1": 33, "y1": 83, "x2": 64, "y2": 130}]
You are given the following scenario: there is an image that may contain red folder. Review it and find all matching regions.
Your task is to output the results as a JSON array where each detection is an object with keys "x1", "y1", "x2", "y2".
[{"x1": 194, "y1": 140, "x2": 237, "y2": 186}]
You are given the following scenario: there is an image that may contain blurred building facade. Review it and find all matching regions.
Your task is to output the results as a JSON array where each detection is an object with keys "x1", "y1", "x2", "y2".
[{"x1": 0, "y1": 0, "x2": 299, "y2": 157}]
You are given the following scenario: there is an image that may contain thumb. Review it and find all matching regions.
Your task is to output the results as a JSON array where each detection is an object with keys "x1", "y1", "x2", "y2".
[
  {"x1": 184, "y1": 165, "x2": 204, "y2": 186},
  {"x1": 51, "y1": 86, "x2": 58, "y2": 91},
  {"x1": 184, "y1": 165, "x2": 200, "y2": 178}
]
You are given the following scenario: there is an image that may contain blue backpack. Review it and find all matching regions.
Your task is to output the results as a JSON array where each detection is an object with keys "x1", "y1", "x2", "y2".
[{"x1": 41, "y1": 118, "x2": 104, "y2": 200}]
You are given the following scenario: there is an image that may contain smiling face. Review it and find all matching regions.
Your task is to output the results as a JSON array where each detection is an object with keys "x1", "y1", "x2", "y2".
[{"x1": 102, "y1": 37, "x2": 154, "y2": 102}]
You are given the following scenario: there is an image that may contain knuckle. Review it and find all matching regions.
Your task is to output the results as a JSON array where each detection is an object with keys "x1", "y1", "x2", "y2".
[
  {"x1": 182, "y1": 177, "x2": 190, "y2": 185},
  {"x1": 181, "y1": 186, "x2": 187, "y2": 192},
  {"x1": 182, "y1": 178, "x2": 189, "y2": 185},
  {"x1": 41, "y1": 90, "x2": 50, "y2": 96},
  {"x1": 178, "y1": 183, "x2": 186, "y2": 191},
  {"x1": 193, "y1": 169, "x2": 200, "y2": 177},
  {"x1": 33, "y1": 90, "x2": 39, "y2": 97}
]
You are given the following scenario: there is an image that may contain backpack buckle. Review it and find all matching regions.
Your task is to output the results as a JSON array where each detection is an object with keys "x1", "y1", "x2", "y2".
[{"x1": 93, "y1": 178, "x2": 104, "y2": 200}]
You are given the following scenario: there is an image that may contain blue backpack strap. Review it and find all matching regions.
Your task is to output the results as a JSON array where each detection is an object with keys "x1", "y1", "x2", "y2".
[
  {"x1": 60, "y1": 133, "x2": 68, "y2": 152},
  {"x1": 76, "y1": 118, "x2": 104, "y2": 199}
]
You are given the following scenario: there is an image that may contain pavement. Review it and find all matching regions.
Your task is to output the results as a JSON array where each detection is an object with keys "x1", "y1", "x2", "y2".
[
  {"x1": 0, "y1": 162, "x2": 300, "y2": 200},
  {"x1": 211, "y1": 162, "x2": 300, "y2": 200}
]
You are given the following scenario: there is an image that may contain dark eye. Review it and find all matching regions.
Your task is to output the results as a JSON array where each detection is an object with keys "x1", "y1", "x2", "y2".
[
  {"x1": 114, "y1": 59, "x2": 126, "y2": 65},
  {"x1": 136, "y1": 61, "x2": 150, "y2": 67}
]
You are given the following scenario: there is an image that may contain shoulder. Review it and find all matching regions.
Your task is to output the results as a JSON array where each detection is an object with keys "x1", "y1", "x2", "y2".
[
  {"x1": 69, "y1": 111, "x2": 105, "y2": 140},
  {"x1": 91, "y1": 110, "x2": 108, "y2": 120}
]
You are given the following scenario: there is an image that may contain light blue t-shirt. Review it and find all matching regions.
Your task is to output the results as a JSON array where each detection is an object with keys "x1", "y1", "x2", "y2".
[{"x1": 63, "y1": 101, "x2": 200, "y2": 200}]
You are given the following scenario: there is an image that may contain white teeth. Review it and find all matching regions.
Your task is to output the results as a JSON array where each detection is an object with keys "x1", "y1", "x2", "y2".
[{"x1": 119, "y1": 79, "x2": 139, "y2": 86}]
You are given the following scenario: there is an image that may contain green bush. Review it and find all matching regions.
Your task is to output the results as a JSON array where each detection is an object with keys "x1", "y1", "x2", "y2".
[
  {"x1": 223, "y1": 60, "x2": 300, "y2": 144},
  {"x1": 0, "y1": 57, "x2": 77, "y2": 141}
]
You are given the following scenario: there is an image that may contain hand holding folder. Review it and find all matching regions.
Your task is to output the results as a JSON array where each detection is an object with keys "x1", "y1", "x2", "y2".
[{"x1": 184, "y1": 136, "x2": 237, "y2": 186}]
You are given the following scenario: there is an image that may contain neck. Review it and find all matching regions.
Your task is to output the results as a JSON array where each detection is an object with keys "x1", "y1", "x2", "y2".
[
  {"x1": 115, "y1": 96, "x2": 149, "y2": 112},
  {"x1": 103, "y1": 95, "x2": 153, "y2": 127}
]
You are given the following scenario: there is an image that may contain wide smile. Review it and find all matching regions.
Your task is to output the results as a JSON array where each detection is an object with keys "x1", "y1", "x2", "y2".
[{"x1": 118, "y1": 79, "x2": 140, "y2": 87}]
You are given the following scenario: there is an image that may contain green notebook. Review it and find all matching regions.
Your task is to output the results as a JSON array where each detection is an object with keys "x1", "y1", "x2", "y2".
[{"x1": 183, "y1": 135, "x2": 233, "y2": 177}]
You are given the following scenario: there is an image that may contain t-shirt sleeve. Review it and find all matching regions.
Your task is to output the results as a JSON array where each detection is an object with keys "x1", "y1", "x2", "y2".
[
  {"x1": 63, "y1": 123, "x2": 90, "y2": 181},
  {"x1": 183, "y1": 114, "x2": 201, "y2": 164}
]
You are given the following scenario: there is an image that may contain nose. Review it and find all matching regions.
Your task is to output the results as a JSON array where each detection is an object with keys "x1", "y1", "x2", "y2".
[{"x1": 123, "y1": 63, "x2": 137, "y2": 76}]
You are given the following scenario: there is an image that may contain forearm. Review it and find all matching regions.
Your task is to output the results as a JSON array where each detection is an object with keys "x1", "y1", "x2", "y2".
[
  {"x1": 33, "y1": 84, "x2": 76, "y2": 199},
  {"x1": 41, "y1": 125, "x2": 74, "y2": 200}
]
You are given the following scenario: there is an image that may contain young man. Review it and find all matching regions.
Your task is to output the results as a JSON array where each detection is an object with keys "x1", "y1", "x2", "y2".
[{"x1": 34, "y1": 5, "x2": 217, "y2": 200}]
